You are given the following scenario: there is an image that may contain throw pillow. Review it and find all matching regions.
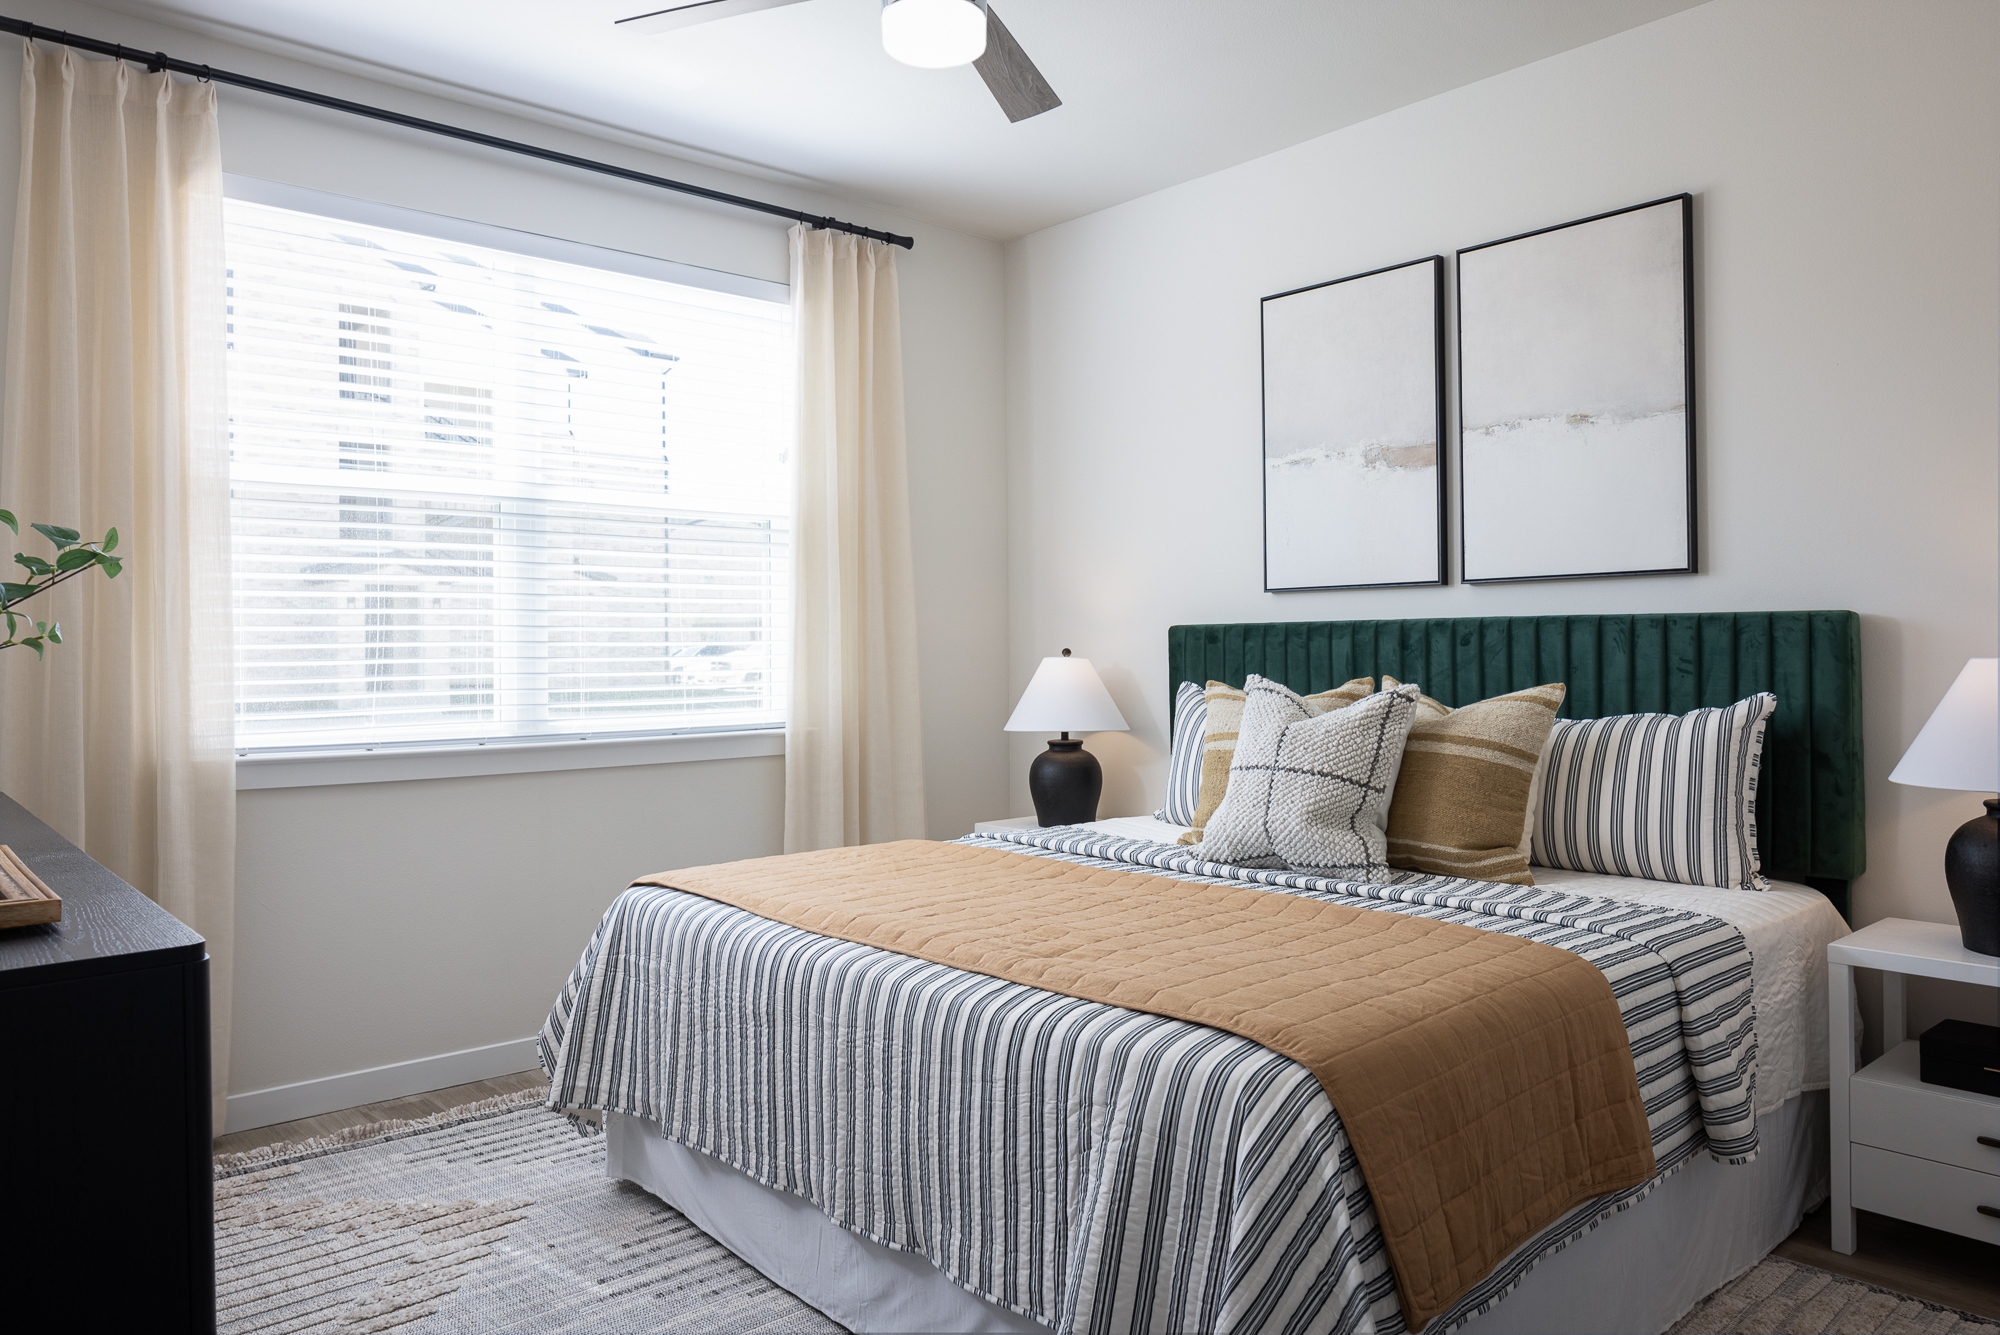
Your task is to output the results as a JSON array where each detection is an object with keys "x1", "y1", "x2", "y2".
[
  {"x1": 1179, "y1": 675, "x2": 1374, "y2": 844},
  {"x1": 1531, "y1": 692, "x2": 1778, "y2": 892},
  {"x1": 1196, "y1": 675, "x2": 1421, "y2": 879},
  {"x1": 1154, "y1": 681, "x2": 1207, "y2": 825},
  {"x1": 1379, "y1": 677, "x2": 1567, "y2": 885}
]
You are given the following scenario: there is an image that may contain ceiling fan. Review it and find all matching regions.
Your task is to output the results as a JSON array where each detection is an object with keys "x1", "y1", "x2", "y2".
[{"x1": 615, "y1": 0, "x2": 1061, "y2": 122}]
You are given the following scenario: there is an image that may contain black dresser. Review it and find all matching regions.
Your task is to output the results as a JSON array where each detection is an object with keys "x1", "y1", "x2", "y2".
[{"x1": 0, "y1": 791, "x2": 216, "y2": 1333}]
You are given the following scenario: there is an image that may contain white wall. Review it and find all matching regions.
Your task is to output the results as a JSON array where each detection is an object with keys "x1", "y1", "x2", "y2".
[
  {"x1": 1004, "y1": 0, "x2": 1998, "y2": 1040},
  {"x1": 0, "y1": 0, "x2": 1009, "y2": 1124}
]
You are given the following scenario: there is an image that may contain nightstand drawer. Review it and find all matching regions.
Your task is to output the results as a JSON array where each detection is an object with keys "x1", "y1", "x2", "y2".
[
  {"x1": 1850, "y1": 1041, "x2": 2000, "y2": 1175},
  {"x1": 1851, "y1": 1144, "x2": 2000, "y2": 1245}
]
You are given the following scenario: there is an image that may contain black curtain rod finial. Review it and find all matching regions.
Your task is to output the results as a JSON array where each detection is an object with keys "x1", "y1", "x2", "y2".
[{"x1": 0, "y1": 12, "x2": 914, "y2": 250}]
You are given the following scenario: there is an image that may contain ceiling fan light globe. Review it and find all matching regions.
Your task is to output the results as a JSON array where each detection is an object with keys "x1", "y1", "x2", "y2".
[{"x1": 881, "y1": 0, "x2": 988, "y2": 69}]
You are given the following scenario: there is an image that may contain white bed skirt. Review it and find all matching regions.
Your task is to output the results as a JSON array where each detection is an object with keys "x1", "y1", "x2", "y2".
[{"x1": 605, "y1": 1091, "x2": 1827, "y2": 1335}]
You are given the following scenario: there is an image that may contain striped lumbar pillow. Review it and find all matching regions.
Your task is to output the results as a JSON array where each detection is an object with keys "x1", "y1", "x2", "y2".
[
  {"x1": 1179, "y1": 675, "x2": 1375, "y2": 844},
  {"x1": 1381, "y1": 678, "x2": 1567, "y2": 886},
  {"x1": 1531, "y1": 693, "x2": 1778, "y2": 892},
  {"x1": 1197, "y1": 676, "x2": 1422, "y2": 878},
  {"x1": 1154, "y1": 681, "x2": 1207, "y2": 826}
]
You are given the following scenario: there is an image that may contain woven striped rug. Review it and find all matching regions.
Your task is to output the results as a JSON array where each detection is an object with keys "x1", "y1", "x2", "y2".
[
  {"x1": 1671, "y1": 1257, "x2": 1999, "y2": 1335},
  {"x1": 212, "y1": 1090, "x2": 844, "y2": 1333},
  {"x1": 215, "y1": 1091, "x2": 1996, "y2": 1335}
]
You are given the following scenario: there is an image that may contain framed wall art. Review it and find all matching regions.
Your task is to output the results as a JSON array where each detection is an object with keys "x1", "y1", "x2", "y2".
[
  {"x1": 1457, "y1": 194, "x2": 1695, "y2": 583},
  {"x1": 1262, "y1": 255, "x2": 1445, "y2": 592}
]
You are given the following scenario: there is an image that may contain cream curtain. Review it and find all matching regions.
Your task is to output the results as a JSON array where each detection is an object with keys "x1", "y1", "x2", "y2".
[
  {"x1": 0, "y1": 43, "x2": 235, "y2": 1128},
  {"x1": 785, "y1": 225, "x2": 926, "y2": 851}
]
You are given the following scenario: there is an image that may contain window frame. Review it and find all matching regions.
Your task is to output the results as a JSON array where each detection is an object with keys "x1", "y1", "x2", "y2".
[{"x1": 222, "y1": 177, "x2": 793, "y2": 786}]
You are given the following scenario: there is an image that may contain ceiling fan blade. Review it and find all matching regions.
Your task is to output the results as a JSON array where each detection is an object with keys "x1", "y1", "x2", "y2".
[
  {"x1": 974, "y1": 6, "x2": 1061, "y2": 123},
  {"x1": 616, "y1": 0, "x2": 815, "y2": 36}
]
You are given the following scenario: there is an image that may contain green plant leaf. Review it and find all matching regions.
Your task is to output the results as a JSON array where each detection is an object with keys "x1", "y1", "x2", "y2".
[
  {"x1": 0, "y1": 510, "x2": 15, "y2": 535},
  {"x1": 45, "y1": 622, "x2": 60, "y2": 644},
  {"x1": 0, "y1": 581, "x2": 36, "y2": 603},
  {"x1": 33, "y1": 620, "x2": 45, "y2": 634},
  {"x1": 98, "y1": 557, "x2": 122, "y2": 579},
  {"x1": 103, "y1": 526, "x2": 118, "y2": 552},
  {"x1": 55, "y1": 547, "x2": 97, "y2": 572},
  {"x1": 21, "y1": 636, "x2": 42, "y2": 658},
  {"x1": 30, "y1": 523, "x2": 80, "y2": 549},
  {"x1": 14, "y1": 553, "x2": 52, "y2": 576},
  {"x1": 3, "y1": 612, "x2": 13, "y2": 637}
]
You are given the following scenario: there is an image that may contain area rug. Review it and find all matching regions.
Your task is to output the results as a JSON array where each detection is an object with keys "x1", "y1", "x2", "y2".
[
  {"x1": 1670, "y1": 1256, "x2": 1999, "y2": 1335},
  {"x1": 213, "y1": 1090, "x2": 845, "y2": 1333},
  {"x1": 218, "y1": 1096, "x2": 1999, "y2": 1335}
]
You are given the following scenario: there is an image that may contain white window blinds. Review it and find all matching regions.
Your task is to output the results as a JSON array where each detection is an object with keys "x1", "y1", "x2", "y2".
[{"x1": 225, "y1": 197, "x2": 793, "y2": 751}]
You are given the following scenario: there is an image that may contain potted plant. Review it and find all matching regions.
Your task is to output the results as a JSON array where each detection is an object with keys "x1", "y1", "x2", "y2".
[{"x1": 0, "y1": 511, "x2": 122, "y2": 656}]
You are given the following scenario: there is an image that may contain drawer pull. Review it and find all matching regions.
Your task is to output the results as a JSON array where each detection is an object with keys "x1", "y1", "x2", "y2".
[
  {"x1": 1981, "y1": 1206, "x2": 2000, "y2": 1220},
  {"x1": 1982, "y1": 1136, "x2": 2000, "y2": 1150}
]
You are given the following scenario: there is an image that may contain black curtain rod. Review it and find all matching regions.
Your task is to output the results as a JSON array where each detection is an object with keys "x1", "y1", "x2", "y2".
[{"x1": 0, "y1": 15, "x2": 916, "y2": 250}]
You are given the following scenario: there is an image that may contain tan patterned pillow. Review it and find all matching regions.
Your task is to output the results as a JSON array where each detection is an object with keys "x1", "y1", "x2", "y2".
[
  {"x1": 1380, "y1": 677, "x2": 1567, "y2": 885},
  {"x1": 1179, "y1": 675, "x2": 1373, "y2": 844}
]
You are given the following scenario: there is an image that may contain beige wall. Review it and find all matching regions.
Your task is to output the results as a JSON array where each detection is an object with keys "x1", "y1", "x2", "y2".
[
  {"x1": 1003, "y1": 0, "x2": 1998, "y2": 1042},
  {"x1": 234, "y1": 758, "x2": 785, "y2": 1089},
  {"x1": 0, "y1": 0, "x2": 1010, "y2": 1109}
]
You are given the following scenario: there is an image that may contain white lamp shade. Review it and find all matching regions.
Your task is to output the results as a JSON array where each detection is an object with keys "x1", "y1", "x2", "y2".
[
  {"x1": 1005, "y1": 655, "x2": 1128, "y2": 734},
  {"x1": 881, "y1": 0, "x2": 987, "y2": 69},
  {"x1": 1888, "y1": 657, "x2": 1998, "y2": 792}
]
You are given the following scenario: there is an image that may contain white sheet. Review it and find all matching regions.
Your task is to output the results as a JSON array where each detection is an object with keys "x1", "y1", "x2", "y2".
[
  {"x1": 608, "y1": 1092, "x2": 1827, "y2": 1335},
  {"x1": 1078, "y1": 815, "x2": 1851, "y2": 1116}
]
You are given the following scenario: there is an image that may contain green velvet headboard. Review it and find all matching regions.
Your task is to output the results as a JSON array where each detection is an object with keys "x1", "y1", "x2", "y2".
[{"x1": 1168, "y1": 612, "x2": 1864, "y2": 917}]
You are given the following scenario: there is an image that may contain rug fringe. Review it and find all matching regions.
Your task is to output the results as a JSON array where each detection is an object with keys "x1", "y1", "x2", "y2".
[{"x1": 213, "y1": 1086, "x2": 550, "y2": 1177}]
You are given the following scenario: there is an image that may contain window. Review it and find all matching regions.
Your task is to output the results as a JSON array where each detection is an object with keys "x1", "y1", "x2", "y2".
[{"x1": 225, "y1": 193, "x2": 793, "y2": 752}]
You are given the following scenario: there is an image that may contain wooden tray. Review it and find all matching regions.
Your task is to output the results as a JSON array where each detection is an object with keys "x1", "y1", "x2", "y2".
[{"x1": 0, "y1": 844, "x2": 60, "y2": 927}]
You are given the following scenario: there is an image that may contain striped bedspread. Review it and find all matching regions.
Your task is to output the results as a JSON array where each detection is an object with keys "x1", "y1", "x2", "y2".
[{"x1": 540, "y1": 826, "x2": 1758, "y2": 1335}]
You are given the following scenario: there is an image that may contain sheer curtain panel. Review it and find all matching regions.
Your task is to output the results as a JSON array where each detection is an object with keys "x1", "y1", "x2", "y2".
[
  {"x1": 0, "y1": 43, "x2": 235, "y2": 1125},
  {"x1": 785, "y1": 225, "x2": 925, "y2": 850}
]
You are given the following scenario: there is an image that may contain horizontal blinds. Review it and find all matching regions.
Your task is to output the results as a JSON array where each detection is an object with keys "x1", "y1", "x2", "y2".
[{"x1": 225, "y1": 198, "x2": 793, "y2": 750}]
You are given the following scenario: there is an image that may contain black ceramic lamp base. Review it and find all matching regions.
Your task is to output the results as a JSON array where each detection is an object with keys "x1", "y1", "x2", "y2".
[
  {"x1": 1029, "y1": 737, "x2": 1101, "y2": 827},
  {"x1": 1946, "y1": 797, "x2": 1999, "y2": 957}
]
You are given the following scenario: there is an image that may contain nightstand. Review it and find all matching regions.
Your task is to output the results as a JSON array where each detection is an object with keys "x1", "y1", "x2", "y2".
[
  {"x1": 1829, "y1": 917, "x2": 2000, "y2": 1254},
  {"x1": 972, "y1": 816, "x2": 1042, "y2": 835}
]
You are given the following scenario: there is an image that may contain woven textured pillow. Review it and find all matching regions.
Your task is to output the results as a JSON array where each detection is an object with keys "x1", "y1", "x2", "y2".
[
  {"x1": 1532, "y1": 692, "x2": 1777, "y2": 891},
  {"x1": 1196, "y1": 675, "x2": 1421, "y2": 878},
  {"x1": 1380, "y1": 677, "x2": 1566, "y2": 886},
  {"x1": 1153, "y1": 681, "x2": 1207, "y2": 825},
  {"x1": 1179, "y1": 675, "x2": 1374, "y2": 844}
]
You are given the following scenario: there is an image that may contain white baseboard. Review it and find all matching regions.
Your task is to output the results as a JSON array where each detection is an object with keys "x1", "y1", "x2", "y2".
[{"x1": 224, "y1": 1036, "x2": 542, "y2": 1134}]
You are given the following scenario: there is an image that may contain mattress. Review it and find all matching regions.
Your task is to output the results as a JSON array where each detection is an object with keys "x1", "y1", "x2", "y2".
[{"x1": 546, "y1": 817, "x2": 1848, "y2": 1335}]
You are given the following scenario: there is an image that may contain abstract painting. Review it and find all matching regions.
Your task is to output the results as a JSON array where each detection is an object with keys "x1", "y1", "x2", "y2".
[
  {"x1": 1457, "y1": 195, "x2": 1695, "y2": 582},
  {"x1": 1262, "y1": 256, "x2": 1444, "y2": 591}
]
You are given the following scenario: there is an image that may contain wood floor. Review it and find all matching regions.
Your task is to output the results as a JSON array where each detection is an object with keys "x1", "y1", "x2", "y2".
[
  {"x1": 1775, "y1": 1201, "x2": 2000, "y2": 1320},
  {"x1": 215, "y1": 1074, "x2": 2000, "y2": 1323},
  {"x1": 211, "y1": 1068, "x2": 550, "y2": 1158}
]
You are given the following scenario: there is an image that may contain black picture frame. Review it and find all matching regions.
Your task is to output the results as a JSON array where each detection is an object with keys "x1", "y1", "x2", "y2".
[
  {"x1": 1455, "y1": 193, "x2": 1697, "y2": 584},
  {"x1": 1260, "y1": 254, "x2": 1447, "y2": 593}
]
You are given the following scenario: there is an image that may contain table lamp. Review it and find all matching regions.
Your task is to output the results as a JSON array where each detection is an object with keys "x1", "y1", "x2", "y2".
[
  {"x1": 1005, "y1": 649, "x2": 1129, "y2": 826},
  {"x1": 1888, "y1": 657, "x2": 1998, "y2": 955}
]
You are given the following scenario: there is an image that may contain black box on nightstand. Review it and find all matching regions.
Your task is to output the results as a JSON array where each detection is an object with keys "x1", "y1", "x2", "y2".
[{"x1": 1918, "y1": 1019, "x2": 2000, "y2": 1097}]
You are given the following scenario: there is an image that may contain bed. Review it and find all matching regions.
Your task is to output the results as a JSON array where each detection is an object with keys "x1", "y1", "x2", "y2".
[{"x1": 541, "y1": 611, "x2": 1865, "y2": 1335}]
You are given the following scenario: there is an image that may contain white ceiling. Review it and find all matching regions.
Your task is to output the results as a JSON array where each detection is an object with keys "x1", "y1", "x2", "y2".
[{"x1": 103, "y1": 0, "x2": 1706, "y2": 240}]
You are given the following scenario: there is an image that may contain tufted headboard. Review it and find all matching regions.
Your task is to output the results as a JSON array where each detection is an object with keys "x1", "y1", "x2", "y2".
[{"x1": 1168, "y1": 612, "x2": 1864, "y2": 917}]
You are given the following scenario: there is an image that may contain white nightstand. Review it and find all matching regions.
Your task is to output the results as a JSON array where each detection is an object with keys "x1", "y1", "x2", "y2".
[
  {"x1": 1828, "y1": 917, "x2": 2000, "y2": 1254},
  {"x1": 972, "y1": 816, "x2": 1041, "y2": 836}
]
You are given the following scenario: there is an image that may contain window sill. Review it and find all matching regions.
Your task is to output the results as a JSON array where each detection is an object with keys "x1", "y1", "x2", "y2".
[{"x1": 234, "y1": 728, "x2": 785, "y2": 790}]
